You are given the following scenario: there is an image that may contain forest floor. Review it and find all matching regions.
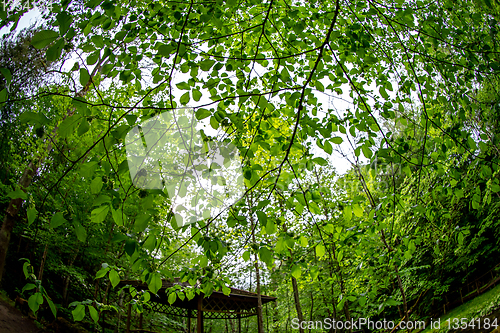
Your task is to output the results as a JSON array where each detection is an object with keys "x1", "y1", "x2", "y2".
[
  {"x1": 0, "y1": 285, "x2": 499, "y2": 333},
  {"x1": 0, "y1": 291, "x2": 90, "y2": 333},
  {"x1": 0, "y1": 296, "x2": 41, "y2": 333},
  {"x1": 418, "y1": 283, "x2": 500, "y2": 333}
]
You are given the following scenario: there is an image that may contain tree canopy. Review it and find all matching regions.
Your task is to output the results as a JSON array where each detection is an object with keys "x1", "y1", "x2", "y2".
[{"x1": 1, "y1": 0, "x2": 500, "y2": 331}]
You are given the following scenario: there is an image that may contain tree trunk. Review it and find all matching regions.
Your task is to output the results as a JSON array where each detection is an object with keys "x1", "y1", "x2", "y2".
[
  {"x1": 252, "y1": 223, "x2": 264, "y2": 333},
  {"x1": 62, "y1": 247, "x2": 79, "y2": 308},
  {"x1": 0, "y1": 58, "x2": 104, "y2": 284},
  {"x1": 248, "y1": 191, "x2": 264, "y2": 333},
  {"x1": 115, "y1": 290, "x2": 125, "y2": 333},
  {"x1": 309, "y1": 291, "x2": 314, "y2": 333},
  {"x1": 291, "y1": 276, "x2": 305, "y2": 333},
  {"x1": 0, "y1": 161, "x2": 37, "y2": 283},
  {"x1": 62, "y1": 275, "x2": 71, "y2": 307},
  {"x1": 37, "y1": 243, "x2": 48, "y2": 283}
]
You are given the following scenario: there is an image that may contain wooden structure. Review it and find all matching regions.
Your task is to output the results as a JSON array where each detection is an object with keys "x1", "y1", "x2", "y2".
[{"x1": 120, "y1": 278, "x2": 276, "y2": 333}]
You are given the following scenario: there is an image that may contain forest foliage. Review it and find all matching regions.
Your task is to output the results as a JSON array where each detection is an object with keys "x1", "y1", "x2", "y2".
[{"x1": 1, "y1": 0, "x2": 500, "y2": 331}]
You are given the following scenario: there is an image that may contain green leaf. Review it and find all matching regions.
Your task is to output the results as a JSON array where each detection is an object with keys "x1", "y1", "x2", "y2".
[
  {"x1": 256, "y1": 211, "x2": 267, "y2": 227},
  {"x1": 0, "y1": 68, "x2": 11, "y2": 84},
  {"x1": 88, "y1": 305, "x2": 99, "y2": 323},
  {"x1": 158, "y1": 43, "x2": 175, "y2": 57},
  {"x1": 353, "y1": 204, "x2": 363, "y2": 217},
  {"x1": 242, "y1": 251, "x2": 250, "y2": 261},
  {"x1": 31, "y1": 30, "x2": 59, "y2": 49},
  {"x1": 316, "y1": 244, "x2": 326, "y2": 258},
  {"x1": 323, "y1": 140, "x2": 333, "y2": 154},
  {"x1": 168, "y1": 292, "x2": 177, "y2": 305},
  {"x1": 50, "y1": 212, "x2": 67, "y2": 228},
  {"x1": 143, "y1": 235, "x2": 156, "y2": 252},
  {"x1": 94, "y1": 195, "x2": 112, "y2": 207},
  {"x1": 87, "y1": 51, "x2": 100, "y2": 66},
  {"x1": 196, "y1": 108, "x2": 211, "y2": 120},
  {"x1": 343, "y1": 206, "x2": 352, "y2": 222},
  {"x1": 176, "y1": 82, "x2": 190, "y2": 90},
  {"x1": 78, "y1": 118, "x2": 90, "y2": 136},
  {"x1": 331, "y1": 137, "x2": 343, "y2": 144},
  {"x1": 199, "y1": 255, "x2": 208, "y2": 268},
  {"x1": 109, "y1": 269, "x2": 120, "y2": 288},
  {"x1": 72, "y1": 304, "x2": 85, "y2": 321},
  {"x1": 148, "y1": 273, "x2": 162, "y2": 294},
  {"x1": 200, "y1": 59, "x2": 215, "y2": 71},
  {"x1": 359, "y1": 296, "x2": 367, "y2": 307},
  {"x1": 80, "y1": 68, "x2": 90, "y2": 86},
  {"x1": 90, "y1": 177, "x2": 103, "y2": 194},
  {"x1": 193, "y1": 89, "x2": 202, "y2": 102},
  {"x1": 46, "y1": 39, "x2": 65, "y2": 62},
  {"x1": 28, "y1": 293, "x2": 43, "y2": 314},
  {"x1": 472, "y1": 199, "x2": 480, "y2": 210},
  {"x1": 266, "y1": 219, "x2": 276, "y2": 234},
  {"x1": 112, "y1": 209, "x2": 123, "y2": 226},
  {"x1": 315, "y1": 80, "x2": 325, "y2": 92},
  {"x1": 21, "y1": 283, "x2": 36, "y2": 293},
  {"x1": 7, "y1": 188, "x2": 27, "y2": 200},
  {"x1": 379, "y1": 86, "x2": 389, "y2": 99},
  {"x1": 210, "y1": 116, "x2": 219, "y2": 129},
  {"x1": 58, "y1": 114, "x2": 83, "y2": 138},
  {"x1": 386, "y1": 298, "x2": 400, "y2": 306},
  {"x1": 299, "y1": 235, "x2": 308, "y2": 247},
  {"x1": 95, "y1": 266, "x2": 109, "y2": 279},
  {"x1": 125, "y1": 239, "x2": 137, "y2": 256},
  {"x1": 18, "y1": 112, "x2": 50, "y2": 126},
  {"x1": 259, "y1": 246, "x2": 273, "y2": 267},
  {"x1": 313, "y1": 157, "x2": 328, "y2": 166},
  {"x1": 91, "y1": 205, "x2": 109, "y2": 223},
  {"x1": 291, "y1": 265, "x2": 302, "y2": 279},
  {"x1": 222, "y1": 285, "x2": 231, "y2": 296},
  {"x1": 57, "y1": 12, "x2": 73, "y2": 35},
  {"x1": 46, "y1": 298, "x2": 57, "y2": 318},
  {"x1": 458, "y1": 232, "x2": 464, "y2": 245},
  {"x1": 0, "y1": 89, "x2": 7, "y2": 103},
  {"x1": 134, "y1": 213, "x2": 151, "y2": 232},
  {"x1": 362, "y1": 145, "x2": 373, "y2": 159},
  {"x1": 74, "y1": 223, "x2": 87, "y2": 242},
  {"x1": 180, "y1": 91, "x2": 190, "y2": 105}
]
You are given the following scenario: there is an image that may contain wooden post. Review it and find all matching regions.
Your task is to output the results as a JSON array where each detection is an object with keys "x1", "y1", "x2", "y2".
[
  {"x1": 37, "y1": 243, "x2": 49, "y2": 283},
  {"x1": 126, "y1": 303, "x2": 131, "y2": 333},
  {"x1": 459, "y1": 288, "x2": 463, "y2": 304},
  {"x1": 197, "y1": 296, "x2": 204, "y2": 333},
  {"x1": 476, "y1": 281, "x2": 480, "y2": 295},
  {"x1": 238, "y1": 314, "x2": 241, "y2": 333},
  {"x1": 187, "y1": 309, "x2": 192, "y2": 333},
  {"x1": 443, "y1": 304, "x2": 446, "y2": 315}
]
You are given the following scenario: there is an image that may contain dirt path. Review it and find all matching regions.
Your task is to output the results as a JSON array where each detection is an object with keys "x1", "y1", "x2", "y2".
[{"x1": 0, "y1": 298, "x2": 41, "y2": 333}]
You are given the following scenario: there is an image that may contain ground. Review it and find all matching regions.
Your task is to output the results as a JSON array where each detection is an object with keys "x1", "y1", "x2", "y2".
[
  {"x1": 448, "y1": 307, "x2": 500, "y2": 333},
  {"x1": 418, "y1": 283, "x2": 500, "y2": 333},
  {"x1": 0, "y1": 298, "x2": 41, "y2": 333},
  {"x1": 0, "y1": 296, "x2": 89, "y2": 333}
]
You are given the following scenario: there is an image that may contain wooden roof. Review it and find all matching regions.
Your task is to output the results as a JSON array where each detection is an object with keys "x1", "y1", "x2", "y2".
[{"x1": 119, "y1": 278, "x2": 276, "y2": 317}]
